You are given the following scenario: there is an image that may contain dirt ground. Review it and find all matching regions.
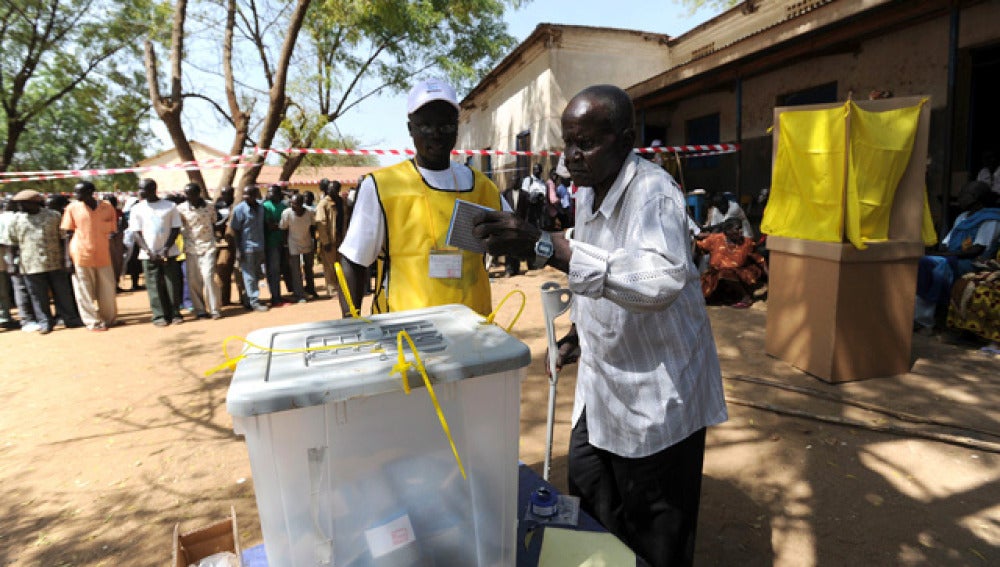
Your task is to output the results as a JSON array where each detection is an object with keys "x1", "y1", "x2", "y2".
[{"x1": 1, "y1": 268, "x2": 998, "y2": 566}]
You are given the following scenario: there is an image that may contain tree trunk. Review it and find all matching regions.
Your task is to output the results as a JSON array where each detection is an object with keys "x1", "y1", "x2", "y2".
[
  {"x1": 142, "y1": 0, "x2": 206, "y2": 190},
  {"x1": 238, "y1": 0, "x2": 312, "y2": 188},
  {"x1": 0, "y1": 119, "x2": 25, "y2": 172},
  {"x1": 218, "y1": 0, "x2": 250, "y2": 192}
]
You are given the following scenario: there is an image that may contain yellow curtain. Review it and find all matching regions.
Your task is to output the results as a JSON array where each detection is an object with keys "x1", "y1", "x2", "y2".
[
  {"x1": 921, "y1": 188, "x2": 938, "y2": 246},
  {"x1": 761, "y1": 104, "x2": 848, "y2": 241},
  {"x1": 844, "y1": 101, "x2": 925, "y2": 249}
]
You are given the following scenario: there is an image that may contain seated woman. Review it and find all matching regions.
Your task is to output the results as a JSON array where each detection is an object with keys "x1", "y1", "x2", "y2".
[
  {"x1": 914, "y1": 181, "x2": 1000, "y2": 333},
  {"x1": 947, "y1": 255, "x2": 1000, "y2": 354},
  {"x1": 695, "y1": 218, "x2": 767, "y2": 308}
]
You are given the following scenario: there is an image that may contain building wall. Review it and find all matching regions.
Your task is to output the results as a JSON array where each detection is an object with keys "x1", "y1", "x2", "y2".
[
  {"x1": 642, "y1": 3, "x2": 1000, "y2": 222},
  {"x1": 138, "y1": 146, "x2": 230, "y2": 197},
  {"x1": 459, "y1": 28, "x2": 671, "y2": 189}
]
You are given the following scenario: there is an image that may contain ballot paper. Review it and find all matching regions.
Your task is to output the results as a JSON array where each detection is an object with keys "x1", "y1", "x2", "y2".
[
  {"x1": 538, "y1": 527, "x2": 636, "y2": 567},
  {"x1": 446, "y1": 199, "x2": 493, "y2": 253}
]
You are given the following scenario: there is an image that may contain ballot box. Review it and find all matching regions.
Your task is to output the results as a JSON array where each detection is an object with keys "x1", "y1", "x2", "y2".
[{"x1": 227, "y1": 305, "x2": 531, "y2": 566}]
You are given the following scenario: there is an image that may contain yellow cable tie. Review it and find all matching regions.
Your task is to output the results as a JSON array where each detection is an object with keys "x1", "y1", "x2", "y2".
[
  {"x1": 394, "y1": 330, "x2": 466, "y2": 480},
  {"x1": 203, "y1": 334, "x2": 381, "y2": 376},
  {"x1": 334, "y1": 261, "x2": 371, "y2": 322},
  {"x1": 483, "y1": 289, "x2": 527, "y2": 332}
]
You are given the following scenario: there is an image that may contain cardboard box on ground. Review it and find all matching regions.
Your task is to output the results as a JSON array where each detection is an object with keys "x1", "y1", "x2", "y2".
[{"x1": 172, "y1": 506, "x2": 242, "y2": 567}]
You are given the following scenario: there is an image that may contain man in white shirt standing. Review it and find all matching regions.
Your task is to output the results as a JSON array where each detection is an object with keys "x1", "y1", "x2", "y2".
[
  {"x1": 279, "y1": 193, "x2": 316, "y2": 303},
  {"x1": 521, "y1": 162, "x2": 547, "y2": 229},
  {"x1": 177, "y1": 182, "x2": 222, "y2": 319},
  {"x1": 128, "y1": 178, "x2": 184, "y2": 327},
  {"x1": 473, "y1": 84, "x2": 728, "y2": 567}
]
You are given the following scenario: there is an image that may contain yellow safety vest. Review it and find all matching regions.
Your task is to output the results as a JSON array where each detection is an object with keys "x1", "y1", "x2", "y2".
[{"x1": 372, "y1": 160, "x2": 501, "y2": 316}]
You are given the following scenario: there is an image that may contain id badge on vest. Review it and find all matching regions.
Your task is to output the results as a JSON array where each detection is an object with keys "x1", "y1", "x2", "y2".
[{"x1": 429, "y1": 249, "x2": 463, "y2": 279}]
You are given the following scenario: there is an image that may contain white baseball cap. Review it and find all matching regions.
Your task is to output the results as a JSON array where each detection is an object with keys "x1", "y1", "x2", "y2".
[{"x1": 407, "y1": 78, "x2": 460, "y2": 115}]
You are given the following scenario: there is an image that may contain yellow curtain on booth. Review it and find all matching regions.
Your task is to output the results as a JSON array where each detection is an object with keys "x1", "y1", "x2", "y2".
[
  {"x1": 844, "y1": 100, "x2": 926, "y2": 249},
  {"x1": 921, "y1": 188, "x2": 938, "y2": 246},
  {"x1": 761, "y1": 104, "x2": 849, "y2": 241}
]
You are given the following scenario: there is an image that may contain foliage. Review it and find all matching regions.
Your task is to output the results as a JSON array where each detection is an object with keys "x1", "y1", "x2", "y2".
[
  {"x1": 677, "y1": 0, "x2": 740, "y2": 14},
  {"x1": 0, "y1": 0, "x2": 168, "y2": 175}
]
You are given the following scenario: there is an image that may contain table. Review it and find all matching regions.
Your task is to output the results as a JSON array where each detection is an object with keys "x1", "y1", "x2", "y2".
[{"x1": 241, "y1": 464, "x2": 635, "y2": 566}]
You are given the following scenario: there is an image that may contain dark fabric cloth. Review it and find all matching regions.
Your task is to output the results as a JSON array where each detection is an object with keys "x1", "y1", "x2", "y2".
[
  {"x1": 568, "y1": 409, "x2": 706, "y2": 567},
  {"x1": 142, "y1": 257, "x2": 183, "y2": 323},
  {"x1": 24, "y1": 270, "x2": 84, "y2": 330},
  {"x1": 265, "y1": 245, "x2": 283, "y2": 303}
]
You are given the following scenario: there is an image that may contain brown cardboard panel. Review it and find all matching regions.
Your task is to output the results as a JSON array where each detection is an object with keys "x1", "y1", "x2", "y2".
[
  {"x1": 765, "y1": 250, "x2": 840, "y2": 379},
  {"x1": 172, "y1": 507, "x2": 242, "y2": 567},
  {"x1": 764, "y1": 97, "x2": 929, "y2": 383}
]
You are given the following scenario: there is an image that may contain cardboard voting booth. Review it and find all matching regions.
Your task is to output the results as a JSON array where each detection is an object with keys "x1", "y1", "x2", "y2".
[
  {"x1": 226, "y1": 304, "x2": 530, "y2": 567},
  {"x1": 763, "y1": 96, "x2": 931, "y2": 383}
]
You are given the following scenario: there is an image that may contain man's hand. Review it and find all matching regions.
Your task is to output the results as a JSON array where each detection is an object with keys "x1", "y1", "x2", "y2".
[
  {"x1": 549, "y1": 328, "x2": 580, "y2": 377},
  {"x1": 471, "y1": 210, "x2": 542, "y2": 259}
]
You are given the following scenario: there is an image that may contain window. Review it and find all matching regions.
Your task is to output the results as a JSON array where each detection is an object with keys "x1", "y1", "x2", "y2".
[
  {"x1": 515, "y1": 131, "x2": 531, "y2": 188},
  {"x1": 685, "y1": 113, "x2": 720, "y2": 169},
  {"x1": 777, "y1": 81, "x2": 838, "y2": 107}
]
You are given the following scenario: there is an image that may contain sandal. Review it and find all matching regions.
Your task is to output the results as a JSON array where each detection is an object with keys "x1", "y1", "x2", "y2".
[{"x1": 731, "y1": 300, "x2": 753, "y2": 309}]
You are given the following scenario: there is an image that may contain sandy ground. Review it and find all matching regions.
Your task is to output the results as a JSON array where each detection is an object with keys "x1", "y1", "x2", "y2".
[{"x1": 1, "y1": 268, "x2": 999, "y2": 566}]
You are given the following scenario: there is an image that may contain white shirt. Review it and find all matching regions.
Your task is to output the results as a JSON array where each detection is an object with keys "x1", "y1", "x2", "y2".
[
  {"x1": 340, "y1": 161, "x2": 510, "y2": 266},
  {"x1": 127, "y1": 199, "x2": 182, "y2": 259},
  {"x1": 706, "y1": 200, "x2": 754, "y2": 238},
  {"x1": 279, "y1": 207, "x2": 316, "y2": 255},
  {"x1": 567, "y1": 153, "x2": 728, "y2": 458},
  {"x1": 522, "y1": 175, "x2": 546, "y2": 196},
  {"x1": 976, "y1": 166, "x2": 1000, "y2": 195}
]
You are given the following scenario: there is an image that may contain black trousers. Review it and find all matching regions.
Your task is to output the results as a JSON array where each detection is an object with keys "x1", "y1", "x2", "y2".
[{"x1": 568, "y1": 409, "x2": 706, "y2": 567}]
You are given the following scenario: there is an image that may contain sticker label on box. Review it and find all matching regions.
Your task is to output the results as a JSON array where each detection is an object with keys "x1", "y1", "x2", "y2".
[{"x1": 365, "y1": 513, "x2": 416, "y2": 558}]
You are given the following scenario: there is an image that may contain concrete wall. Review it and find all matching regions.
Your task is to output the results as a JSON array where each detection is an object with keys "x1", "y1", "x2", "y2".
[
  {"x1": 459, "y1": 29, "x2": 671, "y2": 189},
  {"x1": 138, "y1": 146, "x2": 230, "y2": 197},
  {"x1": 640, "y1": 2, "x2": 1000, "y2": 226}
]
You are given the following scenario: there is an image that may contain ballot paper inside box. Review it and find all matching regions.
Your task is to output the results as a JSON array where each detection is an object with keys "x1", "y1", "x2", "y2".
[{"x1": 226, "y1": 305, "x2": 531, "y2": 567}]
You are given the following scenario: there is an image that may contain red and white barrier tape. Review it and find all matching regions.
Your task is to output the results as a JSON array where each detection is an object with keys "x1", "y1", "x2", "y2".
[
  {"x1": 0, "y1": 144, "x2": 739, "y2": 185},
  {"x1": 254, "y1": 143, "x2": 739, "y2": 158}
]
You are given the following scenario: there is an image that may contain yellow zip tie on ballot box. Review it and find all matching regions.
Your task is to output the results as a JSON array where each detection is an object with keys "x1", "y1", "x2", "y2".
[{"x1": 206, "y1": 265, "x2": 528, "y2": 480}]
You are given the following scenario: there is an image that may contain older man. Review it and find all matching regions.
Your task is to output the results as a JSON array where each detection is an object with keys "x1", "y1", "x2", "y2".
[
  {"x1": 279, "y1": 193, "x2": 316, "y2": 303},
  {"x1": 6, "y1": 190, "x2": 85, "y2": 334},
  {"x1": 473, "y1": 85, "x2": 727, "y2": 567},
  {"x1": 338, "y1": 78, "x2": 505, "y2": 316},
  {"x1": 61, "y1": 181, "x2": 118, "y2": 331}
]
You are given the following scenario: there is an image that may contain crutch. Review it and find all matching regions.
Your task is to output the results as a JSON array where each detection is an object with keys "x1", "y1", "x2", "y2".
[{"x1": 540, "y1": 281, "x2": 573, "y2": 481}]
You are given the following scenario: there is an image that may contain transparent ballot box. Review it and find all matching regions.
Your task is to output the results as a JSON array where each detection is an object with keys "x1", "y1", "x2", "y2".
[{"x1": 226, "y1": 305, "x2": 530, "y2": 566}]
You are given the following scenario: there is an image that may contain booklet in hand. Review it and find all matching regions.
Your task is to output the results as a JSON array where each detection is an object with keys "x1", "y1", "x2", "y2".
[{"x1": 446, "y1": 199, "x2": 493, "y2": 254}]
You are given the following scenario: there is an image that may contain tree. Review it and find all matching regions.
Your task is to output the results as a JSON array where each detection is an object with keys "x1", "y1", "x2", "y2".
[
  {"x1": 678, "y1": 0, "x2": 741, "y2": 13},
  {"x1": 3, "y1": 68, "x2": 154, "y2": 193},
  {"x1": 270, "y1": 0, "x2": 519, "y2": 182},
  {"x1": 0, "y1": 0, "x2": 157, "y2": 173},
  {"x1": 144, "y1": 0, "x2": 208, "y2": 189}
]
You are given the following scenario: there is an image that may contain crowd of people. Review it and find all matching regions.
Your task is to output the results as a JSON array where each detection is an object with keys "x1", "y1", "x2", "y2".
[
  {"x1": 0, "y1": 176, "x2": 349, "y2": 332},
  {"x1": 914, "y1": 179, "x2": 1000, "y2": 353}
]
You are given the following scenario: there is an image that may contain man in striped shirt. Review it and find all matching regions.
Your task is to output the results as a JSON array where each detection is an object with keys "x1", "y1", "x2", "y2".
[{"x1": 474, "y1": 84, "x2": 727, "y2": 567}]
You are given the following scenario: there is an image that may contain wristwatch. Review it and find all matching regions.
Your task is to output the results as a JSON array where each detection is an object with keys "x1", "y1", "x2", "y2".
[{"x1": 530, "y1": 231, "x2": 554, "y2": 270}]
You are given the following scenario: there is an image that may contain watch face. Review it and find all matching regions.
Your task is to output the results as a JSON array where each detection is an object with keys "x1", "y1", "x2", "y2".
[{"x1": 536, "y1": 240, "x2": 554, "y2": 257}]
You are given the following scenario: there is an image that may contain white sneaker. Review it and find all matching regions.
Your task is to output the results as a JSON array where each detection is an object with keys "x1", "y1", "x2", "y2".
[{"x1": 21, "y1": 322, "x2": 41, "y2": 332}]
